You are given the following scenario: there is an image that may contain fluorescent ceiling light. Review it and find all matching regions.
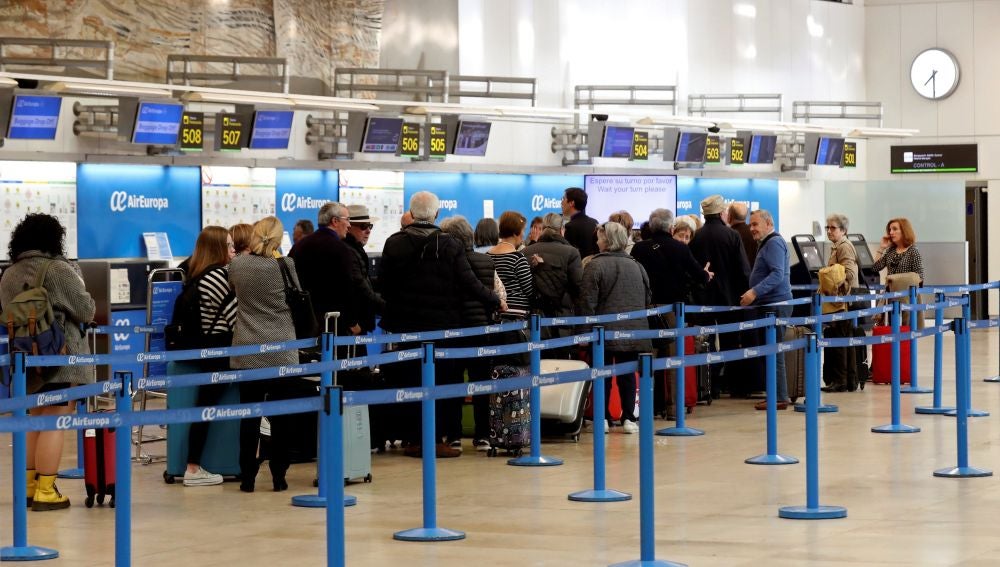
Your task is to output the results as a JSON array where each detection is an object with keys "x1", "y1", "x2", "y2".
[
  {"x1": 182, "y1": 91, "x2": 294, "y2": 107},
  {"x1": 46, "y1": 81, "x2": 173, "y2": 98},
  {"x1": 714, "y1": 120, "x2": 789, "y2": 132},
  {"x1": 847, "y1": 127, "x2": 919, "y2": 138}
]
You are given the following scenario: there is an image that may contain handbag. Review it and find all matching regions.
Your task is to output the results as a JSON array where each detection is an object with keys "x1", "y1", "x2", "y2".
[{"x1": 276, "y1": 257, "x2": 319, "y2": 339}]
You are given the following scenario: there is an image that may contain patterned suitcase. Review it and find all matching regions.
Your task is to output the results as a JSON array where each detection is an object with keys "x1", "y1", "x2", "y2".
[{"x1": 487, "y1": 364, "x2": 530, "y2": 457}]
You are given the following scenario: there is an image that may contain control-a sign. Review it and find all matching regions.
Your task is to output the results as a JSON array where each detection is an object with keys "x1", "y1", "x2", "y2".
[
  {"x1": 180, "y1": 112, "x2": 204, "y2": 152},
  {"x1": 632, "y1": 131, "x2": 649, "y2": 161}
]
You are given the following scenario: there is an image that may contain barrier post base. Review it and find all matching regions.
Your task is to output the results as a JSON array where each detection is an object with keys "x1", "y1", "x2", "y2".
[
  {"x1": 655, "y1": 426, "x2": 704, "y2": 437},
  {"x1": 778, "y1": 505, "x2": 847, "y2": 520},
  {"x1": 915, "y1": 405, "x2": 955, "y2": 415},
  {"x1": 56, "y1": 468, "x2": 84, "y2": 480},
  {"x1": 900, "y1": 386, "x2": 933, "y2": 394},
  {"x1": 933, "y1": 466, "x2": 993, "y2": 478},
  {"x1": 609, "y1": 558, "x2": 687, "y2": 567},
  {"x1": 507, "y1": 455, "x2": 563, "y2": 467},
  {"x1": 794, "y1": 403, "x2": 838, "y2": 413},
  {"x1": 0, "y1": 545, "x2": 59, "y2": 561},
  {"x1": 944, "y1": 408, "x2": 990, "y2": 418},
  {"x1": 568, "y1": 489, "x2": 632, "y2": 502},
  {"x1": 745, "y1": 453, "x2": 798, "y2": 466},
  {"x1": 393, "y1": 527, "x2": 465, "y2": 542},
  {"x1": 983, "y1": 375, "x2": 1000, "y2": 383},
  {"x1": 290, "y1": 494, "x2": 357, "y2": 508},
  {"x1": 871, "y1": 424, "x2": 921, "y2": 434}
]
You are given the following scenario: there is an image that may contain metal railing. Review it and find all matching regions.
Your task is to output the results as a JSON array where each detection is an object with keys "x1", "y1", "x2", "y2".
[
  {"x1": 333, "y1": 68, "x2": 449, "y2": 101},
  {"x1": 687, "y1": 93, "x2": 783, "y2": 119},
  {"x1": 0, "y1": 37, "x2": 114, "y2": 79},
  {"x1": 166, "y1": 54, "x2": 290, "y2": 93}
]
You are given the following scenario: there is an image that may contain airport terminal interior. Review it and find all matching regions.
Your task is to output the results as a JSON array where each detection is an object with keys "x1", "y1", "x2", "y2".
[{"x1": 0, "y1": 0, "x2": 997, "y2": 565}]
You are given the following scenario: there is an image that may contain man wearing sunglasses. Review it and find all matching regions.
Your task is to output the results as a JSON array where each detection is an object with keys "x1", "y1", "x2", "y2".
[{"x1": 344, "y1": 204, "x2": 385, "y2": 335}]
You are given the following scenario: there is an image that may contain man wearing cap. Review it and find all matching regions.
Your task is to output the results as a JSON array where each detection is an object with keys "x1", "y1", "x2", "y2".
[
  {"x1": 689, "y1": 194, "x2": 752, "y2": 397},
  {"x1": 344, "y1": 204, "x2": 385, "y2": 334},
  {"x1": 289, "y1": 201, "x2": 360, "y2": 335}
]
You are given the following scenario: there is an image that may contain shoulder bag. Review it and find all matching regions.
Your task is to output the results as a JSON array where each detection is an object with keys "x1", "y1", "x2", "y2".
[{"x1": 276, "y1": 257, "x2": 319, "y2": 339}]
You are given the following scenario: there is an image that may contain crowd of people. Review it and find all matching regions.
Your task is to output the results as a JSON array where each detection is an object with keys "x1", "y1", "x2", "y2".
[{"x1": 0, "y1": 187, "x2": 927, "y2": 507}]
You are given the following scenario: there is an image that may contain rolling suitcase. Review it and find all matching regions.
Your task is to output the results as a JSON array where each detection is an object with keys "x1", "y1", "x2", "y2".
[
  {"x1": 871, "y1": 325, "x2": 911, "y2": 384},
  {"x1": 539, "y1": 359, "x2": 590, "y2": 441},
  {"x1": 342, "y1": 404, "x2": 373, "y2": 483},
  {"x1": 487, "y1": 364, "x2": 530, "y2": 457},
  {"x1": 784, "y1": 326, "x2": 806, "y2": 403},
  {"x1": 164, "y1": 361, "x2": 241, "y2": 483},
  {"x1": 84, "y1": 426, "x2": 116, "y2": 508}
]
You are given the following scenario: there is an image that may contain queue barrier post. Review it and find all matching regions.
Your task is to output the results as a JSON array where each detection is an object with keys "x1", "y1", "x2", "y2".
[
  {"x1": 916, "y1": 292, "x2": 954, "y2": 414},
  {"x1": 778, "y1": 334, "x2": 847, "y2": 520},
  {"x1": 657, "y1": 303, "x2": 703, "y2": 437},
  {"x1": 984, "y1": 291, "x2": 1000, "y2": 382},
  {"x1": 0, "y1": 351, "x2": 59, "y2": 562},
  {"x1": 945, "y1": 298, "x2": 990, "y2": 418},
  {"x1": 509, "y1": 314, "x2": 563, "y2": 467},
  {"x1": 795, "y1": 294, "x2": 837, "y2": 414},
  {"x1": 872, "y1": 301, "x2": 920, "y2": 434},
  {"x1": 934, "y1": 316, "x2": 992, "y2": 478},
  {"x1": 57, "y1": 421, "x2": 85, "y2": 479},
  {"x1": 114, "y1": 371, "x2": 133, "y2": 567},
  {"x1": 393, "y1": 342, "x2": 465, "y2": 542},
  {"x1": 293, "y1": 316, "x2": 357, "y2": 508},
  {"x1": 569, "y1": 326, "x2": 631, "y2": 502},
  {"x1": 746, "y1": 313, "x2": 798, "y2": 466},
  {"x1": 609, "y1": 353, "x2": 686, "y2": 567},
  {"x1": 901, "y1": 285, "x2": 932, "y2": 394},
  {"x1": 324, "y1": 385, "x2": 347, "y2": 566}
]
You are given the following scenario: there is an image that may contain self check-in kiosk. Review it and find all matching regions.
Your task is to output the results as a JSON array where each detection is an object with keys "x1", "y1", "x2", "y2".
[
  {"x1": 848, "y1": 234, "x2": 880, "y2": 290},
  {"x1": 790, "y1": 234, "x2": 825, "y2": 317}
]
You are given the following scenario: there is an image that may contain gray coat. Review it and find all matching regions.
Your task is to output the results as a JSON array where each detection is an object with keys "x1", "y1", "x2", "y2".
[
  {"x1": 578, "y1": 252, "x2": 651, "y2": 353},
  {"x1": 0, "y1": 251, "x2": 96, "y2": 387},
  {"x1": 228, "y1": 254, "x2": 300, "y2": 369}
]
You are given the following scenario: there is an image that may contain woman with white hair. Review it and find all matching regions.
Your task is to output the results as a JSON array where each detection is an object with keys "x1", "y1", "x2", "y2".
[{"x1": 578, "y1": 222, "x2": 652, "y2": 433}]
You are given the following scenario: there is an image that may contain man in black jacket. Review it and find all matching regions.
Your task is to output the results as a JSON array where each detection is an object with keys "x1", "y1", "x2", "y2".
[
  {"x1": 632, "y1": 208, "x2": 713, "y2": 416},
  {"x1": 288, "y1": 202, "x2": 359, "y2": 335},
  {"x1": 343, "y1": 204, "x2": 384, "y2": 333},
  {"x1": 726, "y1": 201, "x2": 757, "y2": 268},
  {"x1": 561, "y1": 187, "x2": 598, "y2": 259},
  {"x1": 689, "y1": 195, "x2": 753, "y2": 397},
  {"x1": 378, "y1": 191, "x2": 499, "y2": 458}
]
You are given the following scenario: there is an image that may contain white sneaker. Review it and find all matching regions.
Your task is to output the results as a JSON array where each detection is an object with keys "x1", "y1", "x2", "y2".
[
  {"x1": 183, "y1": 466, "x2": 223, "y2": 487},
  {"x1": 622, "y1": 420, "x2": 639, "y2": 434}
]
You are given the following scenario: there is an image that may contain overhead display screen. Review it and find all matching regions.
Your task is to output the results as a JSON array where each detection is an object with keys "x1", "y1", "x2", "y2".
[
  {"x1": 584, "y1": 174, "x2": 677, "y2": 228},
  {"x1": 814, "y1": 137, "x2": 845, "y2": 166},
  {"x1": 453, "y1": 121, "x2": 491, "y2": 156},
  {"x1": 249, "y1": 110, "x2": 294, "y2": 150},
  {"x1": 600, "y1": 126, "x2": 635, "y2": 158},
  {"x1": 361, "y1": 117, "x2": 403, "y2": 153},
  {"x1": 7, "y1": 95, "x2": 61, "y2": 140},
  {"x1": 748, "y1": 134, "x2": 777, "y2": 164},
  {"x1": 675, "y1": 132, "x2": 708, "y2": 162},
  {"x1": 890, "y1": 144, "x2": 977, "y2": 173},
  {"x1": 132, "y1": 101, "x2": 184, "y2": 145}
]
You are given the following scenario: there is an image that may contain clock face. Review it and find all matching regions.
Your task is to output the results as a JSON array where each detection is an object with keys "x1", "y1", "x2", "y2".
[{"x1": 910, "y1": 48, "x2": 960, "y2": 100}]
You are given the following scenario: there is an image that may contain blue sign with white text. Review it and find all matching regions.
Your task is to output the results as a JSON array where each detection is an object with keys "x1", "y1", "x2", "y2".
[
  {"x1": 77, "y1": 164, "x2": 201, "y2": 259},
  {"x1": 275, "y1": 169, "x2": 339, "y2": 237},
  {"x1": 676, "y1": 178, "x2": 780, "y2": 228},
  {"x1": 403, "y1": 172, "x2": 583, "y2": 225},
  {"x1": 148, "y1": 280, "x2": 183, "y2": 376},
  {"x1": 132, "y1": 102, "x2": 184, "y2": 145},
  {"x1": 8, "y1": 95, "x2": 61, "y2": 140},
  {"x1": 111, "y1": 309, "x2": 148, "y2": 379},
  {"x1": 250, "y1": 110, "x2": 294, "y2": 149}
]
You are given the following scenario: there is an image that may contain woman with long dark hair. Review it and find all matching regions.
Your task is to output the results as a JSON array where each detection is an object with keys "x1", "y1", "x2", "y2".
[{"x1": 0, "y1": 213, "x2": 95, "y2": 511}]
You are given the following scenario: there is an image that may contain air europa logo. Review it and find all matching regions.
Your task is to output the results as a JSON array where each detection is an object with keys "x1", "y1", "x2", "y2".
[
  {"x1": 201, "y1": 407, "x2": 252, "y2": 421},
  {"x1": 439, "y1": 200, "x2": 458, "y2": 211},
  {"x1": 114, "y1": 318, "x2": 130, "y2": 342},
  {"x1": 280, "y1": 193, "x2": 326, "y2": 213},
  {"x1": 531, "y1": 195, "x2": 561, "y2": 212},
  {"x1": 110, "y1": 191, "x2": 169, "y2": 212}
]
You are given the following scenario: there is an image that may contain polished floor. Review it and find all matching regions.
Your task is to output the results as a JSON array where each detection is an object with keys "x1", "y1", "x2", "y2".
[{"x1": 3, "y1": 329, "x2": 1000, "y2": 566}]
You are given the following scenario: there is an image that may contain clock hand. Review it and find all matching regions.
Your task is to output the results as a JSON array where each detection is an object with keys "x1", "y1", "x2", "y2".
[{"x1": 923, "y1": 69, "x2": 937, "y2": 87}]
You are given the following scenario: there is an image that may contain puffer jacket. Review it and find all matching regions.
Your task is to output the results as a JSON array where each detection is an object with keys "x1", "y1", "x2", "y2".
[
  {"x1": 577, "y1": 251, "x2": 652, "y2": 352},
  {"x1": 462, "y1": 249, "x2": 497, "y2": 326}
]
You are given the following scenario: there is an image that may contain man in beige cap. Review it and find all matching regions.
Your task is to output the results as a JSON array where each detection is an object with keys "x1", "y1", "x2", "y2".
[
  {"x1": 345, "y1": 204, "x2": 385, "y2": 335},
  {"x1": 689, "y1": 194, "x2": 753, "y2": 398}
]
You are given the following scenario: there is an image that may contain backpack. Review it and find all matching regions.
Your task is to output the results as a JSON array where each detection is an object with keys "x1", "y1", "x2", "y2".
[
  {"x1": 165, "y1": 270, "x2": 233, "y2": 351},
  {"x1": 2, "y1": 259, "x2": 68, "y2": 387}
]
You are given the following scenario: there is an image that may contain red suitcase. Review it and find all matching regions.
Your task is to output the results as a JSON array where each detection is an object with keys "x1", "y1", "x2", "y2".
[
  {"x1": 84, "y1": 427, "x2": 116, "y2": 508},
  {"x1": 871, "y1": 325, "x2": 911, "y2": 384}
]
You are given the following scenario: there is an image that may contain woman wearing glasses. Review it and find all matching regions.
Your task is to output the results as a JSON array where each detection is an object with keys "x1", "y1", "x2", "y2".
[{"x1": 821, "y1": 214, "x2": 862, "y2": 393}]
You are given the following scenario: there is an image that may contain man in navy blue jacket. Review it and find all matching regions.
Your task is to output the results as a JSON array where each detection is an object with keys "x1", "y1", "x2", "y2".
[{"x1": 740, "y1": 209, "x2": 792, "y2": 409}]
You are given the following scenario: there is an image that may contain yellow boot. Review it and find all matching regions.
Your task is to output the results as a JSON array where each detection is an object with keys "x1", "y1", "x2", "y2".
[
  {"x1": 25, "y1": 469, "x2": 36, "y2": 508},
  {"x1": 31, "y1": 474, "x2": 70, "y2": 511}
]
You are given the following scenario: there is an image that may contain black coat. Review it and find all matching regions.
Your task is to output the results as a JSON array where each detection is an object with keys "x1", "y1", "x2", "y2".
[
  {"x1": 462, "y1": 249, "x2": 498, "y2": 326},
  {"x1": 344, "y1": 232, "x2": 384, "y2": 333},
  {"x1": 631, "y1": 232, "x2": 708, "y2": 305},
  {"x1": 378, "y1": 222, "x2": 498, "y2": 333},
  {"x1": 522, "y1": 233, "x2": 583, "y2": 317},
  {"x1": 288, "y1": 226, "x2": 358, "y2": 332},
  {"x1": 563, "y1": 212, "x2": 599, "y2": 259},
  {"x1": 688, "y1": 216, "x2": 751, "y2": 307}
]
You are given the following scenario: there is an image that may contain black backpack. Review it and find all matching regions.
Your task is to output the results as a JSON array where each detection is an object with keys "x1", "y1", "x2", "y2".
[{"x1": 164, "y1": 271, "x2": 233, "y2": 351}]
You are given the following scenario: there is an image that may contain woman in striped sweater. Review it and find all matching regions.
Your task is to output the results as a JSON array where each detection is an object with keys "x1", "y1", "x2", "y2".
[
  {"x1": 179, "y1": 226, "x2": 238, "y2": 487},
  {"x1": 488, "y1": 211, "x2": 534, "y2": 314}
]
